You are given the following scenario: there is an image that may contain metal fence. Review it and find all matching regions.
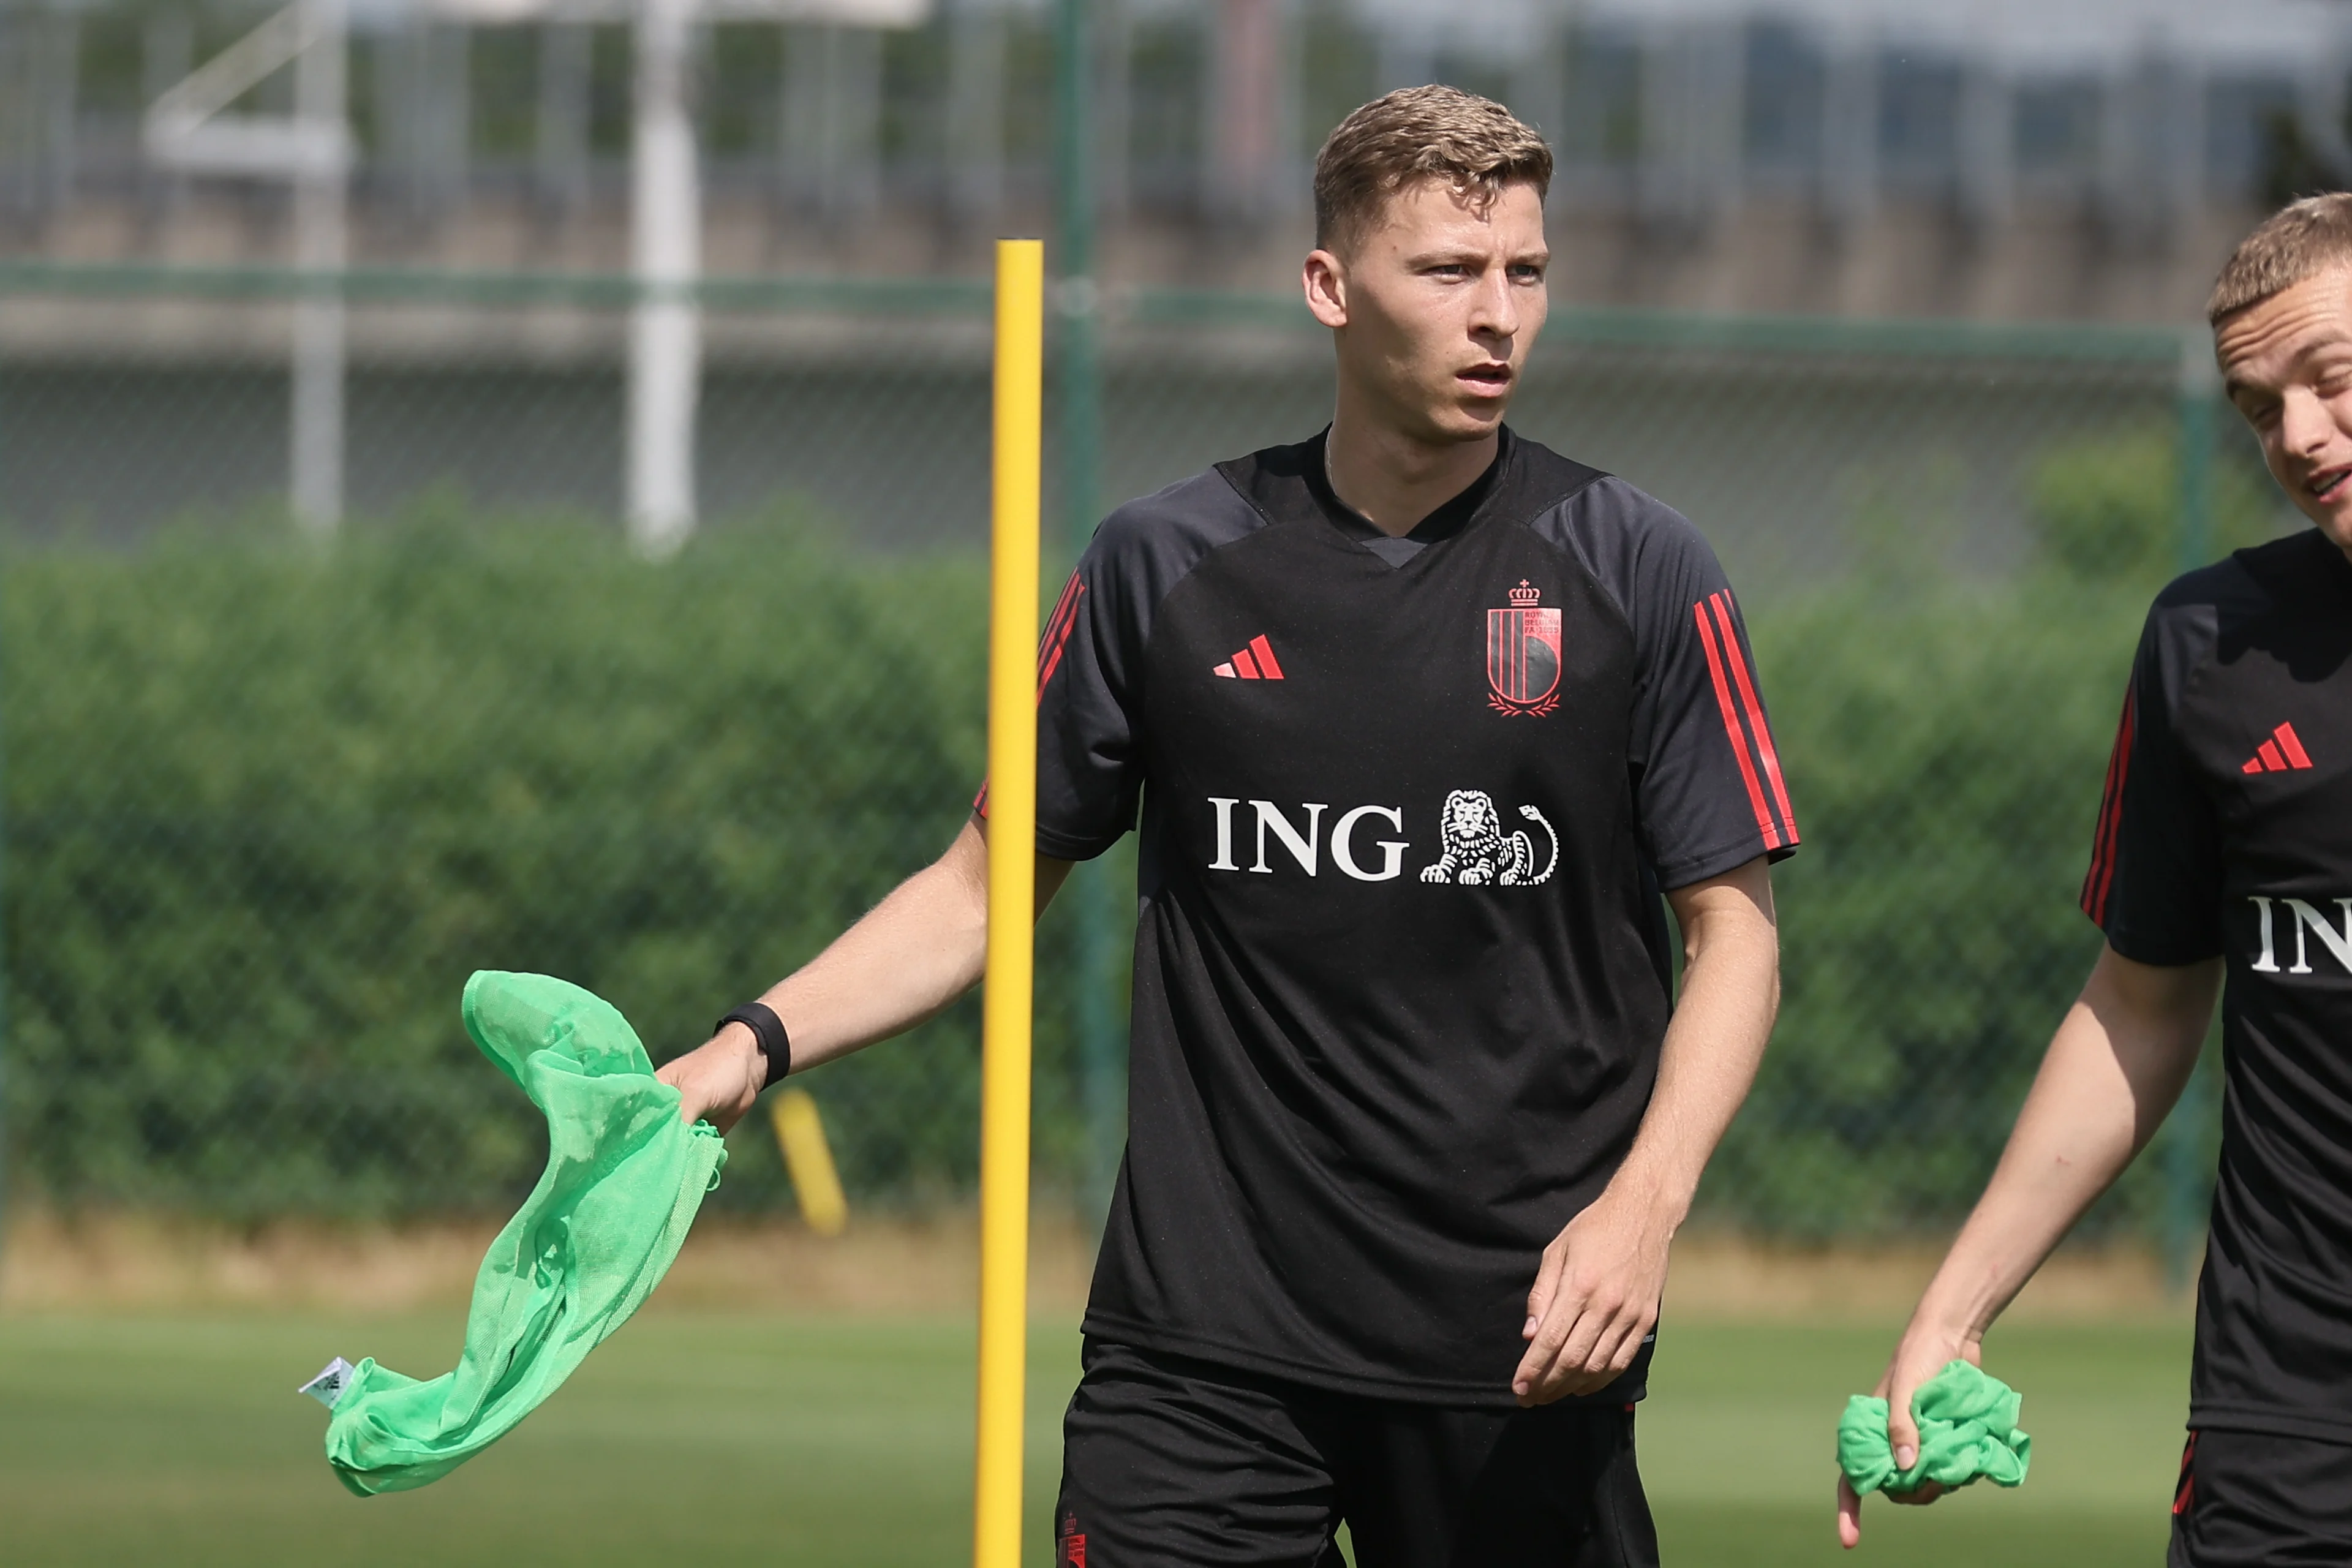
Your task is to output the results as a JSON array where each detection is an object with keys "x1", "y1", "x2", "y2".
[{"x1": 0, "y1": 262, "x2": 2282, "y2": 1258}]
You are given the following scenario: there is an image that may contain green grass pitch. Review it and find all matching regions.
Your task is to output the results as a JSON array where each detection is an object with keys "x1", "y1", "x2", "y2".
[{"x1": 0, "y1": 1310, "x2": 2187, "y2": 1565}]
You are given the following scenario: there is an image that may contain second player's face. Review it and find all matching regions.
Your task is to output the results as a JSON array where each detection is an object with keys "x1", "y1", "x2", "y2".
[
  {"x1": 2218, "y1": 268, "x2": 2352, "y2": 556},
  {"x1": 1317, "y1": 179, "x2": 1550, "y2": 446}
]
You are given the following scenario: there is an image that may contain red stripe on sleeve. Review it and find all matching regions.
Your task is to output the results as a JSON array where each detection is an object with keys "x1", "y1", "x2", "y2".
[
  {"x1": 1706, "y1": 592, "x2": 1798, "y2": 842},
  {"x1": 1248, "y1": 635, "x2": 1285, "y2": 680},
  {"x1": 2081, "y1": 687, "x2": 2135, "y2": 923},
  {"x1": 2258, "y1": 738, "x2": 2287, "y2": 772},
  {"x1": 2275, "y1": 722, "x2": 2312, "y2": 769},
  {"x1": 1694, "y1": 600, "x2": 1783, "y2": 851},
  {"x1": 984, "y1": 573, "x2": 1089, "y2": 816},
  {"x1": 1035, "y1": 578, "x2": 1087, "y2": 704}
]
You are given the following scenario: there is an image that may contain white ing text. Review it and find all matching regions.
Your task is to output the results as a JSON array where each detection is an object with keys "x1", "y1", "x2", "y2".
[
  {"x1": 1206, "y1": 799, "x2": 1409, "y2": 881},
  {"x1": 2250, "y1": 895, "x2": 2352, "y2": 974}
]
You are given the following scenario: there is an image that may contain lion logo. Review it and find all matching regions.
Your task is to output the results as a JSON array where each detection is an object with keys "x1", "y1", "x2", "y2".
[{"x1": 1418, "y1": 790, "x2": 1559, "y2": 886}]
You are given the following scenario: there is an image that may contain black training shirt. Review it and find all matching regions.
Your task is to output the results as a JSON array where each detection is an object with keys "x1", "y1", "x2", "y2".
[
  {"x1": 1017, "y1": 427, "x2": 1797, "y2": 1406},
  {"x1": 2084, "y1": 527, "x2": 2352, "y2": 1444}
]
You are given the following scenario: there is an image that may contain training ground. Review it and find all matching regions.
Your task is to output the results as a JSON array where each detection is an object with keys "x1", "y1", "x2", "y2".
[{"x1": 1, "y1": 1227, "x2": 2191, "y2": 1567}]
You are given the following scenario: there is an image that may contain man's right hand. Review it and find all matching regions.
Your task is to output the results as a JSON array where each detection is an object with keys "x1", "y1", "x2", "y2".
[
  {"x1": 656, "y1": 1022, "x2": 767, "y2": 1133},
  {"x1": 1835, "y1": 1319, "x2": 1982, "y2": 1548}
]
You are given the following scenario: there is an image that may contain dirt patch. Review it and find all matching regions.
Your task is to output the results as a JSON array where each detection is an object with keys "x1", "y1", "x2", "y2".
[
  {"x1": 1664, "y1": 1232, "x2": 2188, "y2": 1324},
  {"x1": 1, "y1": 1210, "x2": 2184, "y2": 1322},
  {"x1": 0, "y1": 1208, "x2": 1095, "y2": 1315}
]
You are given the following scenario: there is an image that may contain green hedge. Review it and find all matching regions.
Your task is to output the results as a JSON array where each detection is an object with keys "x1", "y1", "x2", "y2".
[
  {"x1": 1, "y1": 435, "x2": 2278, "y2": 1230},
  {"x1": 3, "y1": 500, "x2": 1121, "y2": 1217}
]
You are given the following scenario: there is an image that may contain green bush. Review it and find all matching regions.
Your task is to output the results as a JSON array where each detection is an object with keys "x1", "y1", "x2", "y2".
[
  {"x1": 3, "y1": 502, "x2": 1122, "y2": 1218},
  {"x1": 0, "y1": 427, "x2": 2278, "y2": 1232},
  {"x1": 1697, "y1": 428, "x2": 2277, "y2": 1236}
]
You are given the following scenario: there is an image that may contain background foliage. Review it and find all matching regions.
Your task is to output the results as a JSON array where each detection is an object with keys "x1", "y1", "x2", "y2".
[{"x1": 0, "y1": 431, "x2": 2284, "y2": 1230}]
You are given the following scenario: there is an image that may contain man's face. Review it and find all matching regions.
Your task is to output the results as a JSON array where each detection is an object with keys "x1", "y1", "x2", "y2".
[
  {"x1": 2218, "y1": 267, "x2": 2352, "y2": 553},
  {"x1": 1307, "y1": 179, "x2": 1549, "y2": 446}
]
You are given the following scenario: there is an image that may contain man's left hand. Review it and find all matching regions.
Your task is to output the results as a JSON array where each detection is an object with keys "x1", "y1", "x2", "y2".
[{"x1": 1511, "y1": 1181, "x2": 1676, "y2": 1406}]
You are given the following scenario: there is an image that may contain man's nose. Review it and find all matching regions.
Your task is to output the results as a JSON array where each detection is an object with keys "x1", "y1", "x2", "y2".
[
  {"x1": 1468, "y1": 270, "x2": 1518, "y2": 340},
  {"x1": 2280, "y1": 387, "x2": 2337, "y2": 458}
]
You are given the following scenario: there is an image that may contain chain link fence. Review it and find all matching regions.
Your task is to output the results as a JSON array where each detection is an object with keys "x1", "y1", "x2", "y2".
[{"x1": 0, "y1": 262, "x2": 2284, "y2": 1254}]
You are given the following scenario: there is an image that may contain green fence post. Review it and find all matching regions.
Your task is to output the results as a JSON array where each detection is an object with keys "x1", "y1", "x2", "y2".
[
  {"x1": 2162, "y1": 326, "x2": 2220, "y2": 1294},
  {"x1": 1055, "y1": 0, "x2": 1125, "y2": 1238}
]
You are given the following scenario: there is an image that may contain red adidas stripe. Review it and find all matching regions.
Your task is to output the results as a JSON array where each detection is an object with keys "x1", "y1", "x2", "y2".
[
  {"x1": 978, "y1": 573, "x2": 1087, "y2": 815},
  {"x1": 1694, "y1": 600, "x2": 1782, "y2": 851},
  {"x1": 1035, "y1": 576, "x2": 1087, "y2": 706},
  {"x1": 2275, "y1": 722, "x2": 2312, "y2": 769},
  {"x1": 1248, "y1": 635, "x2": 1284, "y2": 679},
  {"x1": 1707, "y1": 594, "x2": 1798, "y2": 842},
  {"x1": 2082, "y1": 687, "x2": 2136, "y2": 924}
]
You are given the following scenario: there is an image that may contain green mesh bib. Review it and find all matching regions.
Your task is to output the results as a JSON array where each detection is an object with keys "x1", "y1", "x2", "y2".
[{"x1": 306, "y1": 971, "x2": 726, "y2": 1496}]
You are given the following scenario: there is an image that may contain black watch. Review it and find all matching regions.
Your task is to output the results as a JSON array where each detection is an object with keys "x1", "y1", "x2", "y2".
[{"x1": 715, "y1": 1003, "x2": 791, "y2": 1089}]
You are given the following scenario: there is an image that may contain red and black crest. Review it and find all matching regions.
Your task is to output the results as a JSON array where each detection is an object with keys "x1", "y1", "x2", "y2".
[{"x1": 1487, "y1": 581, "x2": 1561, "y2": 716}]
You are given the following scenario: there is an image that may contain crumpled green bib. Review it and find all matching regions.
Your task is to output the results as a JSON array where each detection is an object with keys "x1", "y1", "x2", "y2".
[
  {"x1": 312, "y1": 971, "x2": 726, "y2": 1496},
  {"x1": 1838, "y1": 1360, "x2": 2032, "y2": 1497}
]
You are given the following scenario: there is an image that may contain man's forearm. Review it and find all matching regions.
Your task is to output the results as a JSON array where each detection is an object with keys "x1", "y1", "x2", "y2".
[
  {"x1": 754, "y1": 822, "x2": 991, "y2": 1075},
  {"x1": 1910, "y1": 946, "x2": 2220, "y2": 1340},
  {"x1": 660, "y1": 819, "x2": 1072, "y2": 1128},
  {"x1": 750, "y1": 820, "x2": 1076, "y2": 1076},
  {"x1": 1614, "y1": 858, "x2": 1781, "y2": 1218},
  {"x1": 1512, "y1": 857, "x2": 1779, "y2": 1403}
]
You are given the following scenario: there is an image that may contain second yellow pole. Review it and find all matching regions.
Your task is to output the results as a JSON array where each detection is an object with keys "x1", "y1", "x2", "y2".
[{"x1": 974, "y1": 237, "x2": 1044, "y2": 1568}]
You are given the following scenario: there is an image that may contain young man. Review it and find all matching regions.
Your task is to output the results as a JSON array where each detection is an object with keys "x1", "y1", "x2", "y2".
[
  {"x1": 1837, "y1": 193, "x2": 2352, "y2": 1566},
  {"x1": 664, "y1": 86, "x2": 1790, "y2": 1566}
]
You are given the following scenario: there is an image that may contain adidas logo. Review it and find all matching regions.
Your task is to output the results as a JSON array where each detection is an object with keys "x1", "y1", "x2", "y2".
[
  {"x1": 2242, "y1": 722, "x2": 2315, "y2": 775},
  {"x1": 1212, "y1": 635, "x2": 1286, "y2": 680}
]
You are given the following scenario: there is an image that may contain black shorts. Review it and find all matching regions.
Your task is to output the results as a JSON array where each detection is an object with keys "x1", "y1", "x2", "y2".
[
  {"x1": 1054, "y1": 1338, "x2": 1659, "y2": 1568},
  {"x1": 2169, "y1": 1426, "x2": 2352, "y2": 1567}
]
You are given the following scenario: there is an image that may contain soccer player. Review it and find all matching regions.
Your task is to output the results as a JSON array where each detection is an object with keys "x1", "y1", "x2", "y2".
[
  {"x1": 664, "y1": 86, "x2": 1792, "y2": 1566},
  {"x1": 1836, "y1": 194, "x2": 2352, "y2": 1565}
]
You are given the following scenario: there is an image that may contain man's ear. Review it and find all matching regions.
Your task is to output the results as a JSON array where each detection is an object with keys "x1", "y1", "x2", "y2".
[{"x1": 1303, "y1": 248, "x2": 1348, "y2": 330}]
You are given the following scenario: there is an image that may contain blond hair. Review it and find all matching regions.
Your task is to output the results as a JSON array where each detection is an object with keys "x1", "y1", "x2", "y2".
[
  {"x1": 1313, "y1": 85, "x2": 1552, "y2": 252},
  {"x1": 2209, "y1": 193, "x2": 2352, "y2": 323}
]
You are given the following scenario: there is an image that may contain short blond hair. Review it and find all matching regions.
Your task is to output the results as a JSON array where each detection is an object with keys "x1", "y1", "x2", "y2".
[
  {"x1": 1313, "y1": 85, "x2": 1552, "y2": 253},
  {"x1": 2209, "y1": 194, "x2": 2352, "y2": 324}
]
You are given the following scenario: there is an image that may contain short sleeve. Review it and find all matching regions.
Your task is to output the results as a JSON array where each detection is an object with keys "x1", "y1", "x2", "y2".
[
  {"x1": 1621, "y1": 511, "x2": 1800, "y2": 888},
  {"x1": 2081, "y1": 609, "x2": 2224, "y2": 963},
  {"x1": 973, "y1": 540, "x2": 1147, "y2": 861}
]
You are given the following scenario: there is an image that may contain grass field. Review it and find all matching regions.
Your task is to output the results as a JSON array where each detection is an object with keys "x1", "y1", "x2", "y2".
[{"x1": 0, "y1": 1309, "x2": 2190, "y2": 1565}]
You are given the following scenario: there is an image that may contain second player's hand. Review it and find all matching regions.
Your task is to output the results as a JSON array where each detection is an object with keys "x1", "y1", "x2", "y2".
[
  {"x1": 655, "y1": 1023, "x2": 766, "y2": 1133},
  {"x1": 1512, "y1": 1180, "x2": 1676, "y2": 1406},
  {"x1": 1834, "y1": 1320, "x2": 1983, "y2": 1548}
]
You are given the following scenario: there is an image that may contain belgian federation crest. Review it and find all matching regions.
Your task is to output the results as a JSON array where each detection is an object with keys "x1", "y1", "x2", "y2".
[{"x1": 1487, "y1": 581, "x2": 1561, "y2": 716}]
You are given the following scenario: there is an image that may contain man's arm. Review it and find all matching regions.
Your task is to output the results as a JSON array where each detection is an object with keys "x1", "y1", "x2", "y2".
[
  {"x1": 1512, "y1": 854, "x2": 1781, "y2": 1406},
  {"x1": 1834, "y1": 943, "x2": 2221, "y2": 1548},
  {"x1": 657, "y1": 818, "x2": 1075, "y2": 1131}
]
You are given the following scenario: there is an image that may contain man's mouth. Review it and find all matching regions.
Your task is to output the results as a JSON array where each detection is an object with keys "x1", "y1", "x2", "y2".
[
  {"x1": 1458, "y1": 363, "x2": 1512, "y2": 390},
  {"x1": 2310, "y1": 466, "x2": 2352, "y2": 502}
]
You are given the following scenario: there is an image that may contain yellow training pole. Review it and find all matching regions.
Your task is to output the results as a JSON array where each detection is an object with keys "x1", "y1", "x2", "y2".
[{"x1": 974, "y1": 236, "x2": 1044, "y2": 1568}]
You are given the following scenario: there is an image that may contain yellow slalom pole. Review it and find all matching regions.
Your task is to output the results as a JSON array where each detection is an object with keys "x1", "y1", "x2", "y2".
[
  {"x1": 974, "y1": 236, "x2": 1044, "y2": 1568},
  {"x1": 769, "y1": 1088, "x2": 848, "y2": 1237}
]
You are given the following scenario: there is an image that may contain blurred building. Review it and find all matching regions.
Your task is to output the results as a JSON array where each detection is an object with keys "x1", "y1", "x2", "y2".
[{"x1": 0, "y1": 0, "x2": 2345, "y2": 320}]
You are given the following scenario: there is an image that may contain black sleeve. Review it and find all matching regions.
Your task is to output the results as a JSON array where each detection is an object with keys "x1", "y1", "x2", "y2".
[
  {"x1": 976, "y1": 469, "x2": 1262, "y2": 860},
  {"x1": 2081, "y1": 601, "x2": 2225, "y2": 963},
  {"x1": 1547, "y1": 478, "x2": 1800, "y2": 889},
  {"x1": 1025, "y1": 542, "x2": 1144, "y2": 859}
]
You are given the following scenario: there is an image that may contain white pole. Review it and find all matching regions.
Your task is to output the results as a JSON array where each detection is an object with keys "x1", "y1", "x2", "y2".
[
  {"x1": 629, "y1": 0, "x2": 701, "y2": 557},
  {"x1": 291, "y1": 0, "x2": 347, "y2": 535}
]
